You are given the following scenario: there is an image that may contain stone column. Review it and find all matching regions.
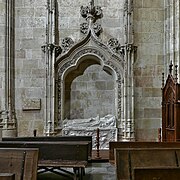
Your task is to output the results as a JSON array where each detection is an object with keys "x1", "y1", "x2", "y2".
[
  {"x1": 121, "y1": 0, "x2": 136, "y2": 141},
  {"x1": 42, "y1": 0, "x2": 60, "y2": 136},
  {"x1": 0, "y1": 0, "x2": 17, "y2": 137},
  {"x1": 164, "y1": 1, "x2": 180, "y2": 77}
]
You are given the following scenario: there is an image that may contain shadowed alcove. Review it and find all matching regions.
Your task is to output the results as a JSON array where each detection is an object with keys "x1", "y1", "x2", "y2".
[{"x1": 63, "y1": 56, "x2": 116, "y2": 120}]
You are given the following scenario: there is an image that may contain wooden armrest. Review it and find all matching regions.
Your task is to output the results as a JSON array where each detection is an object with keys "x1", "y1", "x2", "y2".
[{"x1": 38, "y1": 160, "x2": 88, "y2": 168}]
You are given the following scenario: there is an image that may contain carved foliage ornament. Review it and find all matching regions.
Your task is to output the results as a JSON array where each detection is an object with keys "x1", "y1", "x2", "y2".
[
  {"x1": 80, "y1": 22, "x2": 89, "y2": 34},
  {"x1": 108, "y1": 38, "x2": 124, "y2": 55},
  {"x1": 80, "y1": 22, "x2": 102, "y2": 36},
  {"x1": 80, "y1": 23, "x2": 102, "y2": 36},
  {"x1": 41, "y1": 43, "x2": 62, "y2": 57},
  {"x1": 80, "y1": 1, "x2": 103, "y2": 36},
  {"x1": 80, "y1": 5, "x2": 103, "y2": 21},
  {"x1": 61, "y1": 37, "x2": 74, "y2": 53},
  {"x1": 93, "y1": 22, "x2": 102, "y2": 36}
]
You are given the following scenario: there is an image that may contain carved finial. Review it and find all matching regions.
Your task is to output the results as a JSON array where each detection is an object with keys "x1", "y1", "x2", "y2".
[
  {"x1": 169, "y1": 61, "x2": 173, "y2": 74},
  {"x1": 80, "y1": 1, "x2": 103, "y2": 36},
  {"x1": 162, "y1": 72, "x2": 164, "y2": 87},
  {"x1": 80, "y1": 1, "x2": 103, "y2": 22},
  {"x1": 90, "y1": 0, "x2": 94, "y2": 10},
  {"x1": 175, "y1": 65, "x2": 178, "y2": 83}
]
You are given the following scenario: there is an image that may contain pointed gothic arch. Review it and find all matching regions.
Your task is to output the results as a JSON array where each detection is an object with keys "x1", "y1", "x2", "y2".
[{"x1": 54, "y1": 28, "x2": 125, "y2": 135}]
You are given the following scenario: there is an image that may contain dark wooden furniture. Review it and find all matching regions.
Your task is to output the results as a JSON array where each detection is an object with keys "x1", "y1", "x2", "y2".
[
  {"x1": 115, "y1": 148, "x2": 180, "y2": 180},
  {"x1": 134, "y1": 167, "x2": 180, "y2": 180},
  {"x1": 3, "y1": 135, "x2": 92, "y2": 160},
  {"x1": 0, "y1": 148, "x2": 38, "y2": 180},
  {"x1": 109, "y1": 141, "x2": 180, "y2": 164},
  {"x1": 0, "y1": 141, "x2": 89, "y2": 179},
  {"x1": 0, "y1": 173, "x2": 15, "y2": 180},
  {"x1": 162, "y1": 62, "x2": 180, "y2": 141}
]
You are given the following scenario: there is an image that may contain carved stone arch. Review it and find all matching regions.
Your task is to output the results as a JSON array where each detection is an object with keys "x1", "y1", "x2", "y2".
[
  {"x1": 43, "y1": 1, "x2": 135, "y2": 142},
  {"x1": 55, "y1": 46, "x2": 124, "y2": 129}
]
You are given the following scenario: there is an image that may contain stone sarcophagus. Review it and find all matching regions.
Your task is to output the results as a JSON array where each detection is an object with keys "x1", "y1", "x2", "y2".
[{"x1": 62, "y1": 115, "x2": 117, "y2": 149}]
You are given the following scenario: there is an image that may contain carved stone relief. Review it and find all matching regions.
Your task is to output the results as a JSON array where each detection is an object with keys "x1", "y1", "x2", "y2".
[{"x1": 62, "y1": 115, "x2": 117, "y2": 149}]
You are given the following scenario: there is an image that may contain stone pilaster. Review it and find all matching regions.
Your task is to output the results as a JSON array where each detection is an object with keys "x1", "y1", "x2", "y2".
[
  {"x1": 42, "y1": 0, "x2": 61, "y2": 136},
  {"x1": 120, "y1": 0, "x2": 136, "y2": 141},
  {"x1": 0, "y1": 0, "x2": 17, "y2": 137}
]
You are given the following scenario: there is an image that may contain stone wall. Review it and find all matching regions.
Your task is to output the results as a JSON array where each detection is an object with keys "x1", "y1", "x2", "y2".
[
  {"x1": 164, "y1": 0, "x2": 180, "y2": 74},
  {"x1": 0, "y1": 1, "x2": 5, "y2": 112},
  {"x1": 58, "y1": 0, "x2": 125, "y2": 44},
  {"x1": 65, "y1": 64, "x2": 115, "y2": 120},
  {"x1": 0, "y1": 0, "x2": 179, "y2": 141},
  {"x1": 133, "y1": 0, "x2": 164, "y2": 141},
  {"x1": 15, "y1": 0, "x2": 47, "y2": 136}
]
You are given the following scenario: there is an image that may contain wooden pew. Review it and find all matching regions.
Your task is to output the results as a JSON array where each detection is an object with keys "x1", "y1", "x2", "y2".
[
  {"x1": 0, "y1": 141, "x2": 89, "y2": 179},
  {"x1": 0, "y1": 148, "x2": 38, "y2": 180},
  {"x1": 115, "y1": 148, "x2": 180, "y2": 180},
  {"x1": 134, "y1": 167, "x2": 180, "y2": 180},
  {"x1": 3, "y1": 136, "x2": 92, "y2": 160},
  {"x1": 0, "y1": 173, "x2": 15, "y2": 180},
  {"x1": 109, "y1": 141, "x2": 180, "y2": 164}
]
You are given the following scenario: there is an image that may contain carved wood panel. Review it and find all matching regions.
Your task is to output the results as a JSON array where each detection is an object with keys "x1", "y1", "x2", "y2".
[{"x1": 162, "y1": 64, "x2": 180, "y2": 142}]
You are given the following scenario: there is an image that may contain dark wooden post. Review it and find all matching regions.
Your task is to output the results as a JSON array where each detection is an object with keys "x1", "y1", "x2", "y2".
[
  {"x1": 158, "y1": 128, "x2": 161, "y2": 142},
  {"x1": 95, "y1": 128, "x2": 101, "y2": 159},
  {"x1": 33, "y1": 129, "x2": 37, "y2": 137}
]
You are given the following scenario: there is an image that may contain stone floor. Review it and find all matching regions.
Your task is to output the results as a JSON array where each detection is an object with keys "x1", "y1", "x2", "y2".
[{"x1": 37, "y1": 162, "x2": 116, "y2": 180}]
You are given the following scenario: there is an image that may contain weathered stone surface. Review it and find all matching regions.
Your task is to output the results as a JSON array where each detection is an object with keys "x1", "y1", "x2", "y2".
[
  {"x1": 0, "y1": 0, "x2": 175, "y2": 142},
  {"x1": 62, "y1": 115, "x2": 117, "y2": 149},
  {"x1": 144, "y1": 108, "x2": 161, "y2": 118},
  {"x1": 143, "y1": 88, "x2": 162, "y2": 97},
  {"x1": 22, "y1": 98, "x2": 41, "y2": 111},
  {"x1": 143, "y1": 0, "x2": 164, "y2": 8}
]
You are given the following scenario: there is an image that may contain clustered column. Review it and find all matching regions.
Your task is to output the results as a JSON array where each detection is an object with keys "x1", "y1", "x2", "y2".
[{"x1": 0, "y1": 0, "x2": 17, "y2": 137}]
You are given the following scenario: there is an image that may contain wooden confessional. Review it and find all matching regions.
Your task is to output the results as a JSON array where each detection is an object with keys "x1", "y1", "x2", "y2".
[{"x1": 162, "y1": 62, "x2": 180, "y2": 142}]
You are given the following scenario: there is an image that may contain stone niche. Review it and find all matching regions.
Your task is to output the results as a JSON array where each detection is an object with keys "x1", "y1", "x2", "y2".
[
  {"x1": 56, "y1": 42, "x2": 123, "y2": 149},
  {"x1": 61, "y1": 61, "x2": 117, "y2": 149},
  {"x1": 55, "y1": 1, "x2": 134, "y2": 148},
  {"x1": 64, "y1": 62, "x2": 116, "y2": 120}
]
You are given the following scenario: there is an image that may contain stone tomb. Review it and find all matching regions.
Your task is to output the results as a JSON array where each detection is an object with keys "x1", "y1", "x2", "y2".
[{"x1": 62, "y1": 114, "x2": 117, "y2": 149}]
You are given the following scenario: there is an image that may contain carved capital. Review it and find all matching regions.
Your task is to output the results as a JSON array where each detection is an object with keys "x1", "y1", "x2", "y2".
[
  {"x1": 55, "y1": 46, "x2": 62, "y2": 57},
  {"x1": 41, "y1": 43, "x2": 62, "y2": 56},
  {"x1": 126, "y1": 44, "x2": 137, "y2": 52}
]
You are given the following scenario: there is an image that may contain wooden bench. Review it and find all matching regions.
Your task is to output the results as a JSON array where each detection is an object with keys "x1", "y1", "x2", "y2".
[
  {"x1": 115, "y1": 148, "x2": 180, "y2": 180},
  {"x1": 0, "y1": 148, "x2": 38, "y2": 180},
  {"x1": 0, "y1": 173, "x2": 15, "y2": 180},
  {"x1": 3, "y1": 136, "x2": 92, "y2": 160},
  {"x1": 109, "y1": 141, "x2": 180, "y2": 164},
  {"x1": 0, "y1": 141, "x2": 89, "y2": 179},
  {"x1": 134, "y1": 167, "x2": 180, "y2": 180}
]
